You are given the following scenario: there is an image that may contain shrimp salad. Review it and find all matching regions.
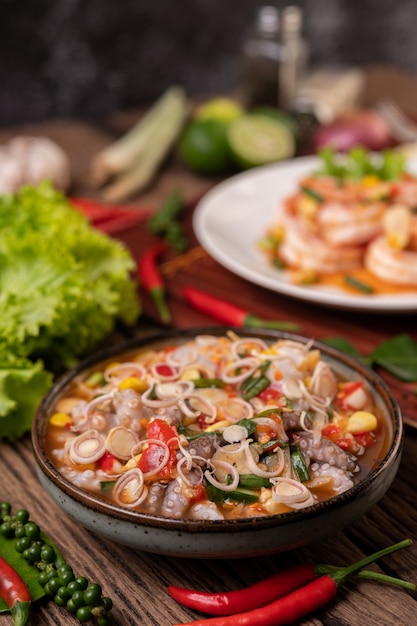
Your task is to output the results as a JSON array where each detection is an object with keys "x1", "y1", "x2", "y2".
[
  {"x1": 262, "y1": 147, "x2": 417, "y2": 294},
  {"x1": 45, "y1": 333, "x2": 385, "y2": 521}
]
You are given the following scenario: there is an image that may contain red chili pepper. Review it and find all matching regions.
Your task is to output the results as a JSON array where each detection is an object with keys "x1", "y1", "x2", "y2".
[
  {"x1": 137, "y1": 418, "x2": 178, "y2": 478},
  {"x1": 70, "y1": 197, "x2": 150, "y2": 234},
  {"x1": 0, "y1": 555, "x2": 31, "y2": 626},
  {"x1": 137, "y1": 243, "x2": 171, "y2": 323},
  {"x1": 182, "y1": 287, "x2": 299, "y2": 330},
  {"x1": 168, "y1": 564, "x2": 316, "y2": 616},
  {"x1": 170, "y1": 539, "x2": 413, "y2": 626}
]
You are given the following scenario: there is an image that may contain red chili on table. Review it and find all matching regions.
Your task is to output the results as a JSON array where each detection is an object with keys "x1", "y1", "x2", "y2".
[
  {"x1": 137, "y1": 242, "x2": 171, "y2": 323},
  {"x1": 182, "y1": 286, "x2": 299, "y2": 330},
  {"x1": 170, "y1": 539, "x2": 414, "y2": 626},
  {"x1": 0, "y1": 555, "x2": 31, "y2": 626}
]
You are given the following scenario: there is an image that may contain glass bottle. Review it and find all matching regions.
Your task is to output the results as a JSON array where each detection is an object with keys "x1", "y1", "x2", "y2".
[
  {"x1": 278, "y1": 5, "x2": 309, "y2": 111},
  {"x1": 241, "y1": 5, "x2": 282, "y2": 108}
]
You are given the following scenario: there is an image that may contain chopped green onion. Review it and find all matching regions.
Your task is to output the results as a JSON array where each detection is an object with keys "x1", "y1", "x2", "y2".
[{"x1": 345, "y1": 275, "x2": 375, "y2": 294}]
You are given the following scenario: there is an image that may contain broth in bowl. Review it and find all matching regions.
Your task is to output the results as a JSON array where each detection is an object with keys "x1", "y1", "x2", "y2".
[{"x1": 43, "y1": 330, "x2": 390, "y2": 522}]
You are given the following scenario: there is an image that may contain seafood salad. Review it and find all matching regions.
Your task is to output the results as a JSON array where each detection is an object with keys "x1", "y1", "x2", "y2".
[
  {"x1": 262, "y1": 147, "x2": 417, "y2": 294},
  {"x1": 45, "y1": 333, "x2": 385, "y2": 521}
]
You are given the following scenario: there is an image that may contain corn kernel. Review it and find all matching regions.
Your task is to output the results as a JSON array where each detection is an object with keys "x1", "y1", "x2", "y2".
[
  {"x1": 118, "y1": 377, "x2": 148, "y2": 392},
  {"x1": 346, "y1": 411, "x2": 378, "y2": 434},
  {"x1": 50, "y1": 412, "x2": 72, "y2": 427}
]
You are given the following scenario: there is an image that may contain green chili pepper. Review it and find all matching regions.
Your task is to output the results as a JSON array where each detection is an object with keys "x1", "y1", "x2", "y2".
[{"x1": 290, "y1": 444, "x2": 311, "y2": 482}]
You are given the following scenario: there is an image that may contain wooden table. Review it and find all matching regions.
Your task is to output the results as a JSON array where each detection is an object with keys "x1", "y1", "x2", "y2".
[{"x1": 1, "y1": 66, "x2": 417, "y2": 625}]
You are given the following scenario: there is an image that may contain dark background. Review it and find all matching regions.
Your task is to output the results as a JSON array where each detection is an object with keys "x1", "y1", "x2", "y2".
[{"x1": 1, "y1": 0, "x2": 417, "y2": 127}]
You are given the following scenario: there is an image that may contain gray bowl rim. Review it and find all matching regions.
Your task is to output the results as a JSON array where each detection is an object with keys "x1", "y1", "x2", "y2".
[{"x1": 32, "y1": 326, "x2": 403, "y2": 534}]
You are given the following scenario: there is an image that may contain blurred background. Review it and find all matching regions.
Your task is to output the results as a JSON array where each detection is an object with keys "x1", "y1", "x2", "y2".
[{"x1": 1, "y1": 0, "x2": 417, "y2": 127}]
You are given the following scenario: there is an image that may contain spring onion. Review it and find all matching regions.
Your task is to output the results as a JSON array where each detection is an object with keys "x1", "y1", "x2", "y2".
[{"x1": 90, "y1": 86, "x2": 189, "y2": 201}]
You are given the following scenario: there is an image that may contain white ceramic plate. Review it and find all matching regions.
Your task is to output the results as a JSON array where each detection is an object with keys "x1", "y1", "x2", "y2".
[{"x1": 193, "y1": 156, "x2": 417, "y2": 313}]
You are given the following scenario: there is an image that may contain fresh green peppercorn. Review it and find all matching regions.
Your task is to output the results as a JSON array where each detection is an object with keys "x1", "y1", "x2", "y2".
[
  {"x1": 66, "y1": 598, "x2": 77, "y2": 614},
  {"x1": 14, "y1": 525, "x2": 27, "y2": 539},
  {"x1": 15, "y1": 509, "x2": 30, "y2": 524},
  {"x1": 76, "y1": 605, "x2": 92, "y2": 622},
  {"x1": 84, "y1": 583, "x2": 102, "y2": 606},
  {"x1": 97, "y1": 615, "x2": 113, "y2": 626},
  {"x1": 0, "y1": 522, "x2": 14, "y2": 538},
  {"x1": 40, "y1": 545, "x2": 56, "y2": 563},
  {"x1": 0, "y1": 502, "x2": 11, "y2": 515},
  {"x1": 71, "y1": 590, "x2": 87, "y2": 609},
  {"x1": 24, "y1": 521, "x2": 40, "y2": 540},
  {"x1": 59, "y1": 569, "x2": 75, "y2": 585},
  {"x1": 46, "y1": 577, "x2": 62, "y2": 595},
  {"x1": 15, "y1": 536, "x2": 31, "y2": 553},
  {"x1": 57, "y1": 586, "x2": 71, "y2": 602},
  {"x1": 27, "y1": 543, "x2": 41, "y2": 562},
  {"x1": 67, "y1": 580, "x2": 82, "y2": 594},
  {"x1": 102, "y1": 597, "x2": 113, "y2": 611},
  {"x1": 75, "y1": 576, "x2": 88, "y2": 590},
  {"x1": 54, "y1": 593, "x2": 67, "y2": 607},
  {"x1": 38, "y1": 571, "x2": 50, "y2": 586},
  {"x1": 47, "y1": 569, "x2": 59, "y2": 581}
]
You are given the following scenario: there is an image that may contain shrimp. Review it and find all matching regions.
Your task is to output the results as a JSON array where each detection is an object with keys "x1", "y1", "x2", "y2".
[
  {"x1": 317, "y1": 201, "x2": 385, "y2": 246},
  {"x1": 279, "y1": 213, "x2": 362, "y2": 274},
  {"x1": 364, "y1": 206, "x2": 417, "y2": 285}
]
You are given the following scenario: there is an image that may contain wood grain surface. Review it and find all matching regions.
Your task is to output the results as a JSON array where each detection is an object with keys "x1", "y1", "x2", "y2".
[{"x1": 1, "y1": 66, "x2": 417, "y2": 625}]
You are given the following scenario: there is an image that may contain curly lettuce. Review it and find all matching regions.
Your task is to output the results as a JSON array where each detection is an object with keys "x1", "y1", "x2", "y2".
[{"x1": 0, "y1": 182, "x2": 140, "y2": 440}]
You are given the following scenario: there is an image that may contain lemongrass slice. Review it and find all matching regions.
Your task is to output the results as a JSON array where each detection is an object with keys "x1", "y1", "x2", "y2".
[
  {"x1": 106, "y1": 427, "x2": 139, "y2": 461},
  {"x1": 112, "y1": 469, "x2": 148, "y2": 508},
  {"x1": 271, "y1": 477, "x2": 315, "y2": 509},
  {"x1": 68, "y1": 429, "x2": 106, "y2": 464}
]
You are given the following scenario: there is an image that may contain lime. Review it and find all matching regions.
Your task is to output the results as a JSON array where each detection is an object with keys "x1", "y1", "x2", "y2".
[
  {"x1": 194, "y1": 97, "x2": 244, "y2": 123},
  {"x1": 178, "y1": 119, "x2": 233, "y2": 175},
  {"x1": 227, "y1": 114, "x2": 295, "y2": 169},
  {"x1": 250, "y1": 106, "x2": 296, "y2": 134}
]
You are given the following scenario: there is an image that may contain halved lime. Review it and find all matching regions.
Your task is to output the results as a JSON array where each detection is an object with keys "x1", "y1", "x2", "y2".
[
  {"x1": 194, "y1": 97, "x2": 244, "y2": 123},
  {"x1": 227, "y1": 114, "x2": 295, "y2": 169}
]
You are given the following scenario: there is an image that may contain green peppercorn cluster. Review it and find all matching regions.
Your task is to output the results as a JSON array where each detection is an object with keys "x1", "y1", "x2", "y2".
[{"x1": 0, "y1": 502, "x2": 113, "y2": 625}]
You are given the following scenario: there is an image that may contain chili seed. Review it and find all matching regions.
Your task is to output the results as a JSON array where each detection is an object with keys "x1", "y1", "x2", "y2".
[{"x1": 76, "y1": 606, "x2": 93, "y2": 622}]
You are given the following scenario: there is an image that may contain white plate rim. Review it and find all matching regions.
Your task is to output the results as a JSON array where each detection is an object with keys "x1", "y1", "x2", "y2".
[{"x1": 193, "y1": 156, "x2": 417, "y2": 313}]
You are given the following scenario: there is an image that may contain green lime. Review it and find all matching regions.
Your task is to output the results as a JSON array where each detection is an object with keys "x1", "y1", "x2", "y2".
[
  {"x1": 250, "y1": 106, "x2": 296, "y2": 134},
  {"x1": 227, "y1": 114, "x2": 295, "y2": 169},
  {"x1": 194, "y1": 97, "x2": 244, "y2": 123},
  {"x1": 178, "y1": 119, "x2": 233, "y2": 175}
]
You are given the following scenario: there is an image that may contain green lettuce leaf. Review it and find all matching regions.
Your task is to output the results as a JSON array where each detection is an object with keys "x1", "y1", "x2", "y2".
[{"x1": 0, "y1": 182, "x2": 140, "y2": 440}]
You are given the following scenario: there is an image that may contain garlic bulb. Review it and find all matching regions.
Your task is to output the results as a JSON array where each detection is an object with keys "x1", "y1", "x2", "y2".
[{"x1": 0, "y1": 136, "x2": 71, "y2": 193}]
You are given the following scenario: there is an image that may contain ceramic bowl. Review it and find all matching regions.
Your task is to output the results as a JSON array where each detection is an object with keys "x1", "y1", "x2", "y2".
[{"x1": 32, "y1": 328, "x2": 403, "y2": 559}]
